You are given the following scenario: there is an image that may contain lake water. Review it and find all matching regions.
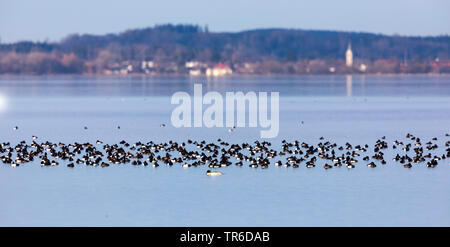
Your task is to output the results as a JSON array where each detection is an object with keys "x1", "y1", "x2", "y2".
[{"x1": 0, "y1": 75, "x2": 449, "y2": 226}]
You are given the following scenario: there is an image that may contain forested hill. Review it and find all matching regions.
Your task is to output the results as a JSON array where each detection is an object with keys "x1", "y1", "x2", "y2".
[{"x1": 1, "y1": 24, "x2": 448, "y2": 62}]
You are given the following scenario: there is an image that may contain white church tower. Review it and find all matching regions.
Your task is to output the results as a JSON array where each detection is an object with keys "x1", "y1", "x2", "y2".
[{"x1": 346, "y1": 43, "x2": 353, "y2": 67}]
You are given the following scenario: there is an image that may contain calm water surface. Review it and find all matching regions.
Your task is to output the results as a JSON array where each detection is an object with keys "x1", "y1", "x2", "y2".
[{"x1": 0, "y1": 75, "x2": 449, "y2": 226}]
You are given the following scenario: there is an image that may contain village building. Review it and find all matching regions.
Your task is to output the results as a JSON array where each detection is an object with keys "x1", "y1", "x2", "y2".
[{"x1": 206, "y1": 62, "x2": 232, "y2": 76}]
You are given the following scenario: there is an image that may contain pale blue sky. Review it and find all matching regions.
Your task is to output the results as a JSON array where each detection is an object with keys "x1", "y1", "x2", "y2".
[{"x1": 1, "y1": 0, "x2": 449, "y2": 43}]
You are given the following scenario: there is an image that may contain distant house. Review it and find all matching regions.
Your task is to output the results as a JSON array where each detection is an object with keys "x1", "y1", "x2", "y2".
[
  {"x1": 185, "y1": 61, "x2": 200, "y2": 68},
  {"x1": 206, "y1": 62, "x2": 232, "y2": 76},
  {"x1": 104, "y1": 62, "x2": 133, "y2": 75},
  {"x1": 185, "y1": 61, "x2": 206, "y2": 75},
  {"x1": 359, "y1": 64, "x2": 367, "y2": 72},
  {"x1": 141, "y1": 60, "x2": 156, "y2": 74}
]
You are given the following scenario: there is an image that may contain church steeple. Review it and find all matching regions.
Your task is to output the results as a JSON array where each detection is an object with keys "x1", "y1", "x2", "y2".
[{"x1": 346, "y1": 42, "x2": 353, "y2": 67}]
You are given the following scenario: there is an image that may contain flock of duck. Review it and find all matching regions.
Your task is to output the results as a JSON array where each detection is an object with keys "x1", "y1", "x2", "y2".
[{"x1": 1, "y1": 133, "x2": 449, "y2": 175}]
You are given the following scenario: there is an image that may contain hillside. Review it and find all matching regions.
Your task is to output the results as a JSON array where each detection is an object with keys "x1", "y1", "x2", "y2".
[{"x1": 0, "y1": 24, "x2": 449, "y2": 74}]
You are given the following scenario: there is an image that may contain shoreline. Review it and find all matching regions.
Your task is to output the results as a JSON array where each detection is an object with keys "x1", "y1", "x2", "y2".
[{"x1": 0, "y1": 72, "x2": 449, "y2": 78}]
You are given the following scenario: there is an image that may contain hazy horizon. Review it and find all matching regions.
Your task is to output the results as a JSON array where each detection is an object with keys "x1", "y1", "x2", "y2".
[{"x1": 1, "y1": 0, "x2": 449, "y2": 43}]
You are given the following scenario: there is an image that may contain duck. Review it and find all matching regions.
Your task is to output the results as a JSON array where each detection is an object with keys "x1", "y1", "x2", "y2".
[
  {"x1": 324, "y1": 164, "x2": 332, "y2": 169},
  {"x1": 306, "y1": 163, "x2": 315, "y2": 168},
  {"x1": 346, "y1": 163, "x2": 355, "y2": 169},
  {"x1": 206, "y1": 170, "x2": 223, "y2": 176},
  {"x1": 367, "y1": 162, "x2": 376, "y2": 168}
]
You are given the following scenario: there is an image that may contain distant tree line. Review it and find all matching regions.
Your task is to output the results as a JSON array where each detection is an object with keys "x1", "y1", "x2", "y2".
[{"x1": 0, "y1": 24, "x2": 448, "y2": 74}]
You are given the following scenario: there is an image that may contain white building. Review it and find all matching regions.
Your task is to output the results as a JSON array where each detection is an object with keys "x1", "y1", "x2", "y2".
[
  {"x1": 359, "y1": 64, "x2": 367, "y2": 72},
  {"x1": 185, "y1": 61, "x2": 200, "y2": 68},
  {"x1": 141, "y1": 61, "x2": 155, "y2": 69},
  {"x1": 206, "y1": 63, "x2": 232, "y2": 77}
]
